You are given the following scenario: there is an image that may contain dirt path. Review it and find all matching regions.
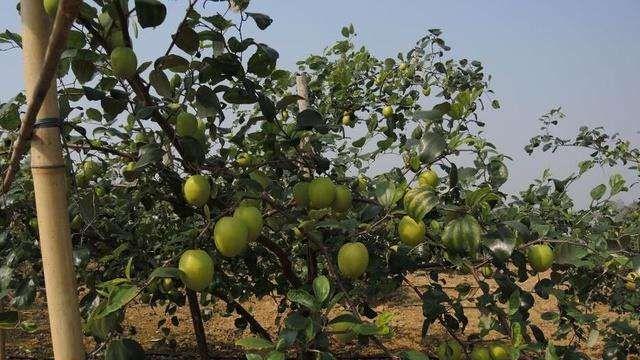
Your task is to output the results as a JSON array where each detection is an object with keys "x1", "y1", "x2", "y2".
[{"x1": 3, "y1": 272, "x2": 633, "y2": 359}]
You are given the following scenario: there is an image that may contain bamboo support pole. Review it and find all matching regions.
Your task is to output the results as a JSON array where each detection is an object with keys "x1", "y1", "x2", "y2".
[
  {"x1": 19, "y1": 0, "x2": 85, "y2": 358},
  {"x1": 296, "y1": 73, "x2": 310, "y2": 111},
  {"x1": 0, "y1": 324, "x2": 5, "y2": 360}
]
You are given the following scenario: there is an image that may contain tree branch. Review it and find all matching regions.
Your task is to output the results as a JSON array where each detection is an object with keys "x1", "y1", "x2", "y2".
[
  {"x1": 256, "y1": 236, "x2": 302, "y2": 288},
  {"x1": 213, "y1": 290, "x2": 272, "y2": 341},
  {"x1": 1, "y1": 0, "x2": 82, "y2": 194}
]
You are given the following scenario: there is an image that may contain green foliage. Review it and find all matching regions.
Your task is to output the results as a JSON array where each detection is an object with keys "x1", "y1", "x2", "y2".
[{"x1": 0, "y1": 1, "x2": 638, "y2": 359}]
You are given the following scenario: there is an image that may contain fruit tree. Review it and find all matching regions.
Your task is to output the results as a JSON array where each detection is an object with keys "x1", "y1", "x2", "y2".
[{"x1": 0, "y1": 1, "x2": 638, "y2": 359}]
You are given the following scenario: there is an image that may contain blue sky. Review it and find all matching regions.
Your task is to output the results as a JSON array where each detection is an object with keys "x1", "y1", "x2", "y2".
[{"x1": 1, "y1": 0, "x2": 638, "y2": 205}]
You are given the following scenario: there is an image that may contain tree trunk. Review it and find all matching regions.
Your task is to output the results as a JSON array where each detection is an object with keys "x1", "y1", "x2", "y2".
[
  {"x1": 186, "y1": 289, "x2": 209, "y2": 360},
  {"x1": 20, "y1": 0, "x2": 85, "y2": 358}
]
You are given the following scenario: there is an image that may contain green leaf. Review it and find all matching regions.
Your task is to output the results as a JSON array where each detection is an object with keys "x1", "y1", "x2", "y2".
[
  {"x1": 285, "y1": 313, "x2": 309, "y2": 330},
  {"x1": 223, "y1": 86, "x2": 257, "y2": 104},
  {"x1": 236, "y1": 336, "x2": 274, "y2": 351},
  {"x1": 590, "y1": 184, "x2": 606, "y2": 201},
  {"x1": 296, "y1": 109, "x2": 326, "y2": 132},
  {"x1": 0, "y1": 100, "x2": 21, "y2": 130},
  {"x1": 351, "y1": 323, "x2": 380, "y2": 335},
  {"x1": 508, "y1": 289, "x2": 520, "y2": 316},
  {"x1": 155, "y1": 54, "x2": 189, "y2": 73},
  {"x1": 136, "y1": 143, "x2": 165, "y2": 168},
  {"x1": 99, "y1": 285, "x2": 139, "y2": 318},
  {"x1": 418, "y1": 132, "x2": 446, "y2": 163},
  {"x1": 18, "y1": 320, "x2": 37, "y2": 333},
  {"x1": 287, "y1": 289, "x2": 319, "y2": 311},
  {"x1": 0, "y1": 29, "x2": 22, "y2": 48},
  {"x1": 246, "y1": 13, "x2": 273, "y2": 30},
  {"x1": 554, "y1": 243, "x2": 589, "y2": 266},
  {"x1": 414, "y1": 110, "x2": 443, "y2": 122},
  {"x1": 375, "y1": 180, "x2": 404, "y2": 208},
  {"x1": 0, "y1": 310, "x2": 19, "y2": 329},
  {"x1": 149, "y1": 267, "x2": 185, "y2": 281},
  {"x1": 609, "y1": 174, "x2": 626, "y2": 195},
  {"x1": 248, "y1": 45, "x2": 279, "y2": 77},
  {"x1": 105, "y1": 338, "x2": 145, "y2": 360},
  {"x1": 266, "y1": 351, "x2": 285, "y2": 360},
  {"x1": 544, "y1": 342, "x2": 559, "y2": 360},
  {"x1": 312, "y1": 275, "x2": 330, "y2": 303},
  {"x1": 276, "y1": 94, "x2": 302, "y2": 110},
  {"x1": 402, "y1": 350, "x2": 428, "y2": 360},
  {"x1": 71, "y1": 59, "x2": 96, "y2": 84},
  {"x1": 149, "y1": 69, "x2": 171, "y2": 97},
  {"x1": 175, "y1": 26, "x2": 199, "y2": 54},
  {"x1": 135, "y1": 0, "x2": 167, "y2": 28}
]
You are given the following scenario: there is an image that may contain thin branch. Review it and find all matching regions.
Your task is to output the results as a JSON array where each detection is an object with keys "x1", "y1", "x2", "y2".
[
  {"x1": 1, "y1": 0, "x2": 83, "y2": 194},
  {"x1": 65, "y1": 142, "x2": 136, "y2": 160},
  {"x1": 213, "y1": 290, "x2": 272, "y2": 341}
]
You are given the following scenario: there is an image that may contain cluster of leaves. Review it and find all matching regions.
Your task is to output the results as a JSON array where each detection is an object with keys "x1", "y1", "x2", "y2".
[{"x1": 0, "y1": 1, "x2": 638, "y2": 359}]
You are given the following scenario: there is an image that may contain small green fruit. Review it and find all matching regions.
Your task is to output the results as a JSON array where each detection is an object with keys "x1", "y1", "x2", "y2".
[
  {"x1": 527, "y1": 244, "x2": 554, "y2": 272},
  {"x1": 470, "y1": 346, "x2": 491, "y2": 360},
  {"x1": 233, "y1": 206, "x2": 263, "y2": 242},
  {"x1": 293, "y1": 182, "x2": 310, "y2": 207},
  {"x1": 332, "y1": 185, "x2": 352, "y2": 212},
  {"x1": 418, "y1": 169, "x2": 438, "y2": 188},
  {"x1": 82, "y1": 160, "x2": 101, "y2": 178},
  {"x1": 178, "y1": 250, "x2": 214, "y2": 291},
  {"x1": 134, "y1": 132, "x2": 147, "y2": 144},
  {"x1": 160, "y1": 278, "x2": 175, "y2": 293},
  {"x1": 176, "y1": 112, "x2": 198, "y2": 137},
  {"x1": 95, "y1": 186, "x2": 105, "y2": 197},
  {"x1": 237, "y1": 153, "x2": 252, "y2": 167},
  {"x1": 398, "y1": 215, "x2": 426, "y2": 246},
  {"x1": 480, "y1": 265, "x2": 494, "y2": 278},
  {"x1": 110, "y1": 47, "x2": 138, "y2": 78},
  {"x1": 382, "y1": 105, "x2": 394, "y2": 119},
  {"x1": 337, "y1": 242, "x2": 369, "y2": 279},
  {"x1": 70, "y1": 214, "x2": 83, "y2": 231},
  {"x1": 214, "y1": 217, "x2": 249, "y2": 257},
  {"x1": 43, "y1": 0, "x2": 59, "y2": 16},
  {"x1": 29, "y1": 218, "x2": 38, "y2": 231},
  {"x1": 625, "y1": 272, "x2": 639, "y2": 291},
  {"x1": 442, "y1": 215, "x2": 482, "y2": 255},
  {"x1": 183, "y1": 175, "x2": 211, "y2": 207},
  {"x1": 341, "y1": 114, "x2": 352, "y2": 126},
  {"x1": 122, "y1": 162, "x2": 137, "y2": 181},
  {"x1": 488, "y1": 343, "x2": 510, "y2": 360},
  {"x1": 308, "y1": 177, "x2": 336, "y2": 209},
  {"x1": 75, "y1": 171, "x2": 88, "y2": 187}
]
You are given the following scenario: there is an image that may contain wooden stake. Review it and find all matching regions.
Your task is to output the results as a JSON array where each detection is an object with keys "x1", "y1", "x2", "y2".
[
  {"x1": 20, "y1": 0, "x2": 84, "y2": 358},
  {"x1": 296, "y1": 73, "x2": 310, "y2": 111}
]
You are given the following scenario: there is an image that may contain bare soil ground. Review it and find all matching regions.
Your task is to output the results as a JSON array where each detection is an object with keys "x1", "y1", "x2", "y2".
[{"x1": 3, "y1": 272, "x2": 636, "y2": 359}]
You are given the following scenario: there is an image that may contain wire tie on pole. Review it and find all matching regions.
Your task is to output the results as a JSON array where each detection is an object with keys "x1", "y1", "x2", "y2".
[{"x1": 33, "y1": 117, "x2": 62, "y2": 129}]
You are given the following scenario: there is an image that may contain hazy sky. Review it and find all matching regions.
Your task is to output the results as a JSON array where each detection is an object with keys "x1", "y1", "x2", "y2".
[{"x1": 1, "y1": 0, "x2": 638, "y2": 206}]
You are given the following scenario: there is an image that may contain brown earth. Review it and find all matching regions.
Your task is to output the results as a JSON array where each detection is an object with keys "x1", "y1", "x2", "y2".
[{"x1": 3, "y1": 272, "x2": 637, "y2": 359}]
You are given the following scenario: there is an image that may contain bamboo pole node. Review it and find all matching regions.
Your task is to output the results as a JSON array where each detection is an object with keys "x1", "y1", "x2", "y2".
[{"x1": 33, "y1": 117, "x2": 62, "y2": 129}]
